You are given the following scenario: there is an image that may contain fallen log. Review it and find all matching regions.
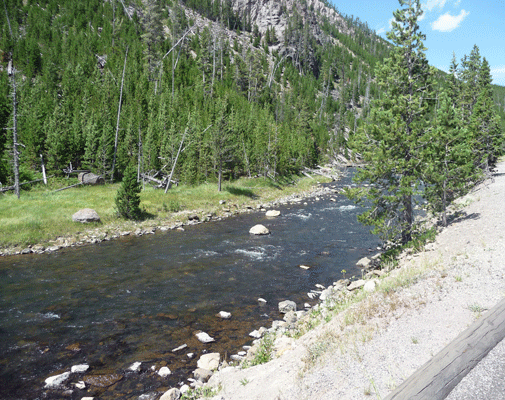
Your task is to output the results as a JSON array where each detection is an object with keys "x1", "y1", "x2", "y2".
[
  {"x1": 0, "y1": 176, "x2": 54, "y2": 193},
  {"x1": 385, "y1": 297, "x2": 505, "y2": 400},
  {"x1": 53, "y1": 182, "x2": 84, "y2": 192}
]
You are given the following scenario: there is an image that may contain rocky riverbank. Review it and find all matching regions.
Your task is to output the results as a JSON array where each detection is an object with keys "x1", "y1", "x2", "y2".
[
  {"x1": 191, "y1": 162, "x2": 505, "y2": 400},
  {"x1": 0, "y1": 177, "x2": 341, "y2": 258}
]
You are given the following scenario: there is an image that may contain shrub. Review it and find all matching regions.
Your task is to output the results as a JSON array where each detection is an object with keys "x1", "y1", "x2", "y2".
[{"x1": 115, "y1": 164, "x2": 141, "y2": 220}]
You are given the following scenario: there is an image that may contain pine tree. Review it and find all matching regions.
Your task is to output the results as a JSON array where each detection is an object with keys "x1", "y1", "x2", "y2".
[
  {"x1": 469, "y1": 58, "x2": 503, "y2": 175},
  {"x1": 348, "y1": 0, "x2": 432, "y2": 244},
  {"x1": 115, "y1": 163, "x2": 142, "y2": 220},
  {"x1": 422, "y1": 91, "x2": 477, "y2": 226}
]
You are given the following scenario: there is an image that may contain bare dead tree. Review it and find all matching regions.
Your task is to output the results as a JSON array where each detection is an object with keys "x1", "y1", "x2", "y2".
[{"x1": 111, "y1": 46, "x2": 129, "y2": 180}]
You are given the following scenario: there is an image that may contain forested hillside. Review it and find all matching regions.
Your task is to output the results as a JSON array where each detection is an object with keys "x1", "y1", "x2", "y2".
[{"x1": 0, "y1": 0, "x2": 503, "y2": 191}]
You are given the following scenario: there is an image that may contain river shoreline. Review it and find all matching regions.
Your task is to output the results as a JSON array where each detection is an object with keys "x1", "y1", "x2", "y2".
[{"x1": 0, "y1": 174, "x2": 342, "y2": 258}]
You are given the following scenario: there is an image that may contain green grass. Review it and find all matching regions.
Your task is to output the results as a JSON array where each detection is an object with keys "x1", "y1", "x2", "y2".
[{"x1": 0, "y1": 174, "x2": 327, "y2": 249}]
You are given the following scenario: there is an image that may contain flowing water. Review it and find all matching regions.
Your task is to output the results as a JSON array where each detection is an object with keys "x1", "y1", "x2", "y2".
[{"x1": 0, "y1": 171, "x2": 380, "y2": 399}]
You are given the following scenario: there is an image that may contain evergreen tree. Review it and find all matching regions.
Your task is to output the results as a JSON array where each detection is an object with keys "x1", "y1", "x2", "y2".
[
  {"x1": 469, "y1": 58, "x2": 503, "y2": 174},
  {"x1": 422, "y1": 91, "x2": 477, "y2": 226},
  {"x1": 115, "y1": 163, "x2": 142, "y2": 220},
  {"x1": 349, "y1": 0, "x2": 432, "y2": 244}
]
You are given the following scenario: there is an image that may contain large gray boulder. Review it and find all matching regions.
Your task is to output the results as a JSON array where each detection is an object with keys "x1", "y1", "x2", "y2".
[
  {"x1": 249, "y1": 224, "x2": 270, "y2": 235},
  {"x1": 72, "y1": 208, "x2": 101, "y2": 223},
  {"x1": 197, "y1": 353, "x2": 220, "y2": 370}
]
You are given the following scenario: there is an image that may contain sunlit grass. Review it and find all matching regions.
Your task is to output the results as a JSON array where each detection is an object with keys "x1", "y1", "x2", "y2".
[{"x1": 0, "y1": 174, "x2": 329, "y2": 249}]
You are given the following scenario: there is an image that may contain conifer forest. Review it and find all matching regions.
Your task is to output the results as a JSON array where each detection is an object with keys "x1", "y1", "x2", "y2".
[{"x1": 1, "y1": 0, "x2": 504, "y2": 234}]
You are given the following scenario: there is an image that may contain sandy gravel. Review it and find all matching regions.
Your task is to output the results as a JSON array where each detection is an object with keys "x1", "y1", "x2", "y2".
[{"x1": 204, "y1": 161, "x2": 505, "y2": 400}]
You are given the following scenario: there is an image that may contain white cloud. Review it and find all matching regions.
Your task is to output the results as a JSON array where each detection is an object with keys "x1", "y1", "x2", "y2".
[
  {"x1": 423, "y1": 0, "x2": 448, "y2": 12},
  {"x1": 491, "y1": 66, "x2": 505, "y2": 74},
  {"x1": 377, "y1": 27, "x2": 386, "y2": 35},
  {"x1": 431, "y1": 9, "x2": 470, "y2": 32}
]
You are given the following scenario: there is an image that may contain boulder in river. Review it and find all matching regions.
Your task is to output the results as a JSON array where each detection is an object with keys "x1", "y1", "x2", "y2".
[
  {"x1": 217, "y1": 311, "x2": 231, "y2": 319},
  {"x1": 249, "y1": 224, "x2": 270, "y2": 235},
  {"x1": 44, "y1": 372, "x2": 71, "y2": 388},
  {"x1": 278, "y1": 300, "x2": 297, "y2": 313},
  {"x1": 71, "y1": 364, "x2": 89, "y2": 373},
  {"x1": 265, "y1": 210, "x2": 281, "y2": 217},
  {"x1": 197, "y1": 353, "x2": 220, "y2": 370},
  {"x1": 195, "y1": 331, "x2": 215, "y2": 343},
  {"x1": 158, "y1": 366, "x2": 171, "y2": 377},
  {"x1": 72, "y1": 208, "x2": 101, "y2": 223}
]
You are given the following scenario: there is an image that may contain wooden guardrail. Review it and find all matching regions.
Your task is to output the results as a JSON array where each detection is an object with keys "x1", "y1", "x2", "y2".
[{"x1": 385, "y1": 297, "x2": 505, "y2": 400}]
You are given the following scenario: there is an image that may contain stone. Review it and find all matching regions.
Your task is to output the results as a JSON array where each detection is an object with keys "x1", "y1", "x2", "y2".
[
  {"x1": 249, "y1": 224, "x2": 270, "y2": 235},
  {"x1": 278, "y1": 300, "x2": 297, "y2": 313},
  {"x1": 283, "y1": 311, "x2": 297, "y2": 325},
  {"x1": 128, "y1": 362, "x2": 142, "y2": 371},
  {"x1": 180, "y1": 385, "x2": 190, "y2": 394},
  {"x1": 139, "y1": 393, "x2": 158, "y2": 400},
  {"x1": 249, "y1": 329, "x2": 262, "y2": 339},
  {"x1": 187, "y1": 353, "x2": 195, "y2": 359},
  {"x1": 364, "y1": 280, "x2": 376, "y2": 292},
  {"x1": 195, "y1": 331, "x2": 215, "y2": 343},
  {"x1": 265, "y1": 210, "x2": 281, "y2": 217},
  {"x1": 160, "y1": 388, "x2": 181, "y2": 400},
  {"x1": 158, "y1": 367, "x2": 171, "y2": 377},
  {"x1": 72, "y1": 208, "x2": 101, "y2": 223},
  {"x1": 193, "y1": 368, "x2": 213, "y2": 383},
  {"x1": 219, "y1": 200, "x2": 226, "y2": 205},
  {"x1": 347, "y1": 279, "x2": 366, "y2": 291},
  {"x1": 188, "y1": 214, "x2": 199, "y2": 221},
  {"x1": 71, "y1": 364, "x2": 89, "y2": 373},
  {"x1": 356, "y1": 256, "x2": 371, "y2": 268},
  {"x1": 258, "y1": 298, "x2": 267, "y2": 306},
  {"x1": 44, "y1": 372, "x2": 71, "y2": 388},
  {"x1": 299, "y1": 265, "x2": 310, "y2": 270},
  {"x1": 172, "y1": 344, "x2": 187, "y2": 353},
  {"x1": 197, "y1": 353, "x2": 220, "y2": 370},
  {"x1": 74, "y1": 381, "x2": 86, "y2": 389},
  {"x1": 319, "y1": 287, "x2": 334, "y2": 301},
  {"x1": 217, "y1": 311, "x2": 231, "y2": 319}
]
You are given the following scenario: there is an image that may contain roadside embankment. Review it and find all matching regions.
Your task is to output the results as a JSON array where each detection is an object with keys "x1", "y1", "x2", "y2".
[{"x1": 199, "y1": 161, "x2": 505, "y2": 400}]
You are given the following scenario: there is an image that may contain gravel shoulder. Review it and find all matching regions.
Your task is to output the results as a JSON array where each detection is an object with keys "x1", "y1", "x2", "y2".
[{"x1": 205, "y1": 161, "x2": 505, "y2": 400}]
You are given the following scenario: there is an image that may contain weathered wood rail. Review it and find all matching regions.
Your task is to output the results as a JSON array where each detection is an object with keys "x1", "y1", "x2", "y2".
[{"x1": 385, "y1": 297, "x2": 505, "y2": 400}]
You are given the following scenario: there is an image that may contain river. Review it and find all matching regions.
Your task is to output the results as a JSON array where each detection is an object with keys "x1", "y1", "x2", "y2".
[{"x1": 0, "y1": 170, "x2": 379, "y2": 399}]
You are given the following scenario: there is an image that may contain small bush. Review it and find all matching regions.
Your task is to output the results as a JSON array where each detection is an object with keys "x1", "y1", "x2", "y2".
[{"x1": 115, "y1": 164, "x2": 141, "y2": 220}]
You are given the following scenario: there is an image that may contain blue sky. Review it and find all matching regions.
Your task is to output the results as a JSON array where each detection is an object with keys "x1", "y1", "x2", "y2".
[{"x1": 330, "y1": 0, "x2": 505, "y2": 86}]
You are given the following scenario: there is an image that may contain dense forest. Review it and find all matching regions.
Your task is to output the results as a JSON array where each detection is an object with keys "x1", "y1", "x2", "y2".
[{"x1": 0, "y1": 0, "x2": 504, "y2": 195}]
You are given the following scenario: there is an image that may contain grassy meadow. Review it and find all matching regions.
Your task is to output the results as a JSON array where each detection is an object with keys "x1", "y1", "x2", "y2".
[{"x1": 0, "y1": 174, "x2": 329, "y2": 249}]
